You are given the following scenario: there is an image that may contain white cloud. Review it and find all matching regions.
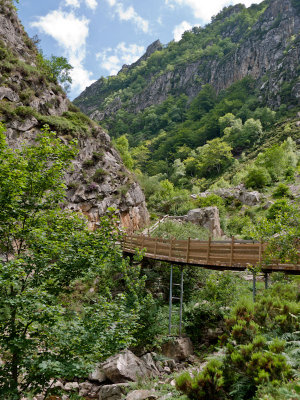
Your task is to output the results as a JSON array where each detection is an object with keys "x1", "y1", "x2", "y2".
[
  {"x1": 85, "y1": 0, "x2": 98, "y2": 10},
  {"x1": 173, "y1": 20, "x2": 192, "y2": 41},
  {"x1": 105, "y1": 1, "x2": 149, "y2": 33},
  {"x1": 65, "y1": 0, "x2": 98, "y2": 10},
  {"x1": 31, "y1": 10, "x2": 95, "y2": 93},
  {"x1": 165, "y1": 0, "x2": 264, "y2": 22},
  {"x1": 96, "y1": 42, "x2": 145, "y2": 75},
  {"x1": 65, "y1": 0, "x2": 80, "y2": 7}
]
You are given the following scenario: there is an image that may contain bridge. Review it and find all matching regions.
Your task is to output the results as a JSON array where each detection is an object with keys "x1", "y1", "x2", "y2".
[
  {"x1": 123, "y1": 234, "x2": 300, "y2": 274},
  {"x1": 123, "y1": 234, "x2": 299, "y2": 336}
]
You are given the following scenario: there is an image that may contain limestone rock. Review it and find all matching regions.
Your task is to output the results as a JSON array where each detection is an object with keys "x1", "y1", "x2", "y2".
[
  {"x1": 89, "y1": 365, "x2": 107, "y2": 383},
  {"x1": 64, "y1": 382, "x2": 79, "y2": 392},
  {"x1": 79, "y1": 381, "x2": 100, "y2": 397},
  {"x1": 141, "y1": 353, "x2": 159, "y2": 374},
  {"x1": 185, "y1": 207, "x2": 222, "y2": 237},
  {"x1": 161, "y1": 337, "x2": 193, "y2": 362},
  {"x1": 0, "y1": 86, "x2": 19, "y2": 102},
  {"x1": 98, "y1": 383, "x2": 129, "y2": 400},
  {"x1": 102, "y1": 350, "x2": 154, "y2": 383},
  {"x1": 126, "y1": 390, "x2": 158, "y2": 400}
]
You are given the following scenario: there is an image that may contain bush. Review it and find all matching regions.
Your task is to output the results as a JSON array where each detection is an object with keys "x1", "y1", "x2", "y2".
[
  {"x1": 244, "y1": 166, "x2": 271, "y2": 189},
  {"x1": 176, "y1": 359, "x2": 226, "y2": 400},
  {"x1": 93, "y1": 168, "x2": 108, "y2": 183},
  {"x1": 272, "y1": 183, "x2": 292, "y2": 198},
  {"x1": 266, "y1": 199, "x2": 290, "y2": 220}
]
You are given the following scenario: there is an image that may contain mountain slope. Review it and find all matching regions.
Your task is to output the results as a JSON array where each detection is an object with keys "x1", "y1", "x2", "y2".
[
  {"x1": 74, "y1": 0, "x2": 300, "y2": 120},
  {"x1": 0, "y1": 0, "x2": 149, "y2": 231}
]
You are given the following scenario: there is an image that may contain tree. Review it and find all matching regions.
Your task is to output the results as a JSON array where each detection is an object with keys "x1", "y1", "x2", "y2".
[
  {"x1": 37, "y1": 53, "x2": 73, "y2": 91},
  {"x1": 197, "y1": 138, "x2": 233, "y2": 177},
  {"x1": 113, "y1": 135, "x2": 134, "y2": 170},
  {"x1": 0, "y1": 123, "x2": 144, "y2": 399}
]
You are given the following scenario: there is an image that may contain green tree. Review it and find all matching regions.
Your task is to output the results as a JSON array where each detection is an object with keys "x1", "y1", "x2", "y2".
[
  {"x1": 0, "y1": 123, "x2": 143, "y2": 399},
  {"x1": 113, "y1": 135, "x2": 134, "y2": 170},
  {"x1": 197, "y1": 138, "x2": 233, "y2": 177},
  {"x1": 37, "y1": 53, "x2": 73, "y2": 91}
]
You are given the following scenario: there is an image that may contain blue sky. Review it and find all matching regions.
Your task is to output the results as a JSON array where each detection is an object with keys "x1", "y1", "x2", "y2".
[{"x1": 17, "y1": 0, "x2": 264, "y2": 99}]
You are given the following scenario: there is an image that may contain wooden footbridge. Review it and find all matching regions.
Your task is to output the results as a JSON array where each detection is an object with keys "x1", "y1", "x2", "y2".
[
  {"x1": 123, "y1": 234, "x2": 299, "y2": 335},
  {"x1": 122, "y1": 234, "x2": 300, "y2": 274}
]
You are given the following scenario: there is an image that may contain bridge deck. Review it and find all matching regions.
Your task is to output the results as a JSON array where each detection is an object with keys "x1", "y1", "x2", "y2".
[{"x1": 122, "y1": 235, "x2": 300, "y2": 275}]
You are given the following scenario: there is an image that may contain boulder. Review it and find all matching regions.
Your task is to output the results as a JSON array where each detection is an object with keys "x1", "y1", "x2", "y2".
[
  {"x1": 185, "y1": 207, "x2": 222, "y2": 237},
  {"x1": 101, "y1": 350, "x2": 154, "y2": 383},
  {"x1": 99, "y1": 383, "x2": 129, "y2": 400},
  {"x1": 0, "y1": 86, "x2": 19, "y2": 102},
  {"x1": 140, "y1": 353, "x2": 159, "y2": 374},
  {"x1": 89, "y1": 365, "x2": 107, "y2": 383},
  {"x1": 238, "y1": 189, "x2": 261, "y2": 206},
  {"x1": 161, "y1": 337, "x2": 193, "y2": 362},
  {"x1": 126, "y1": 390, "x2": 158, "y2": 400},
  {"x1": 79, "y1": 381, "x2": 100, "y2": 398}
]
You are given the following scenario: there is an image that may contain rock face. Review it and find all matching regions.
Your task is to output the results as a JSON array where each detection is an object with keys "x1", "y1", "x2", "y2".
[
  {"x1": 99, "y1": 383, "x2": 129, "y2": 400},
  {"x1": 74, "y1": 0, "x2": 300, "y2": 117},
  {"x1": 0, "y1": 0, "x2": 149, "y2": 232},
  {"x1": 185, "y1": 207, "x2": 222, "y2": 237},
  {"x1": 101, "y1": 350, "x2": 156, "y2": 383}
]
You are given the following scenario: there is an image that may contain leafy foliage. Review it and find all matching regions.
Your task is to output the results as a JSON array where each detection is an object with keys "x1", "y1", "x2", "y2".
[{"x1": 0, "y1": 123, "x2": 147, "y2": 399}]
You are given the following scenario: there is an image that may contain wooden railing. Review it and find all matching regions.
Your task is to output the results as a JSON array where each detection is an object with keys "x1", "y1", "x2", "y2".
[{"x1": 122, "y1": 235, "x2": 300, "y2": 274}]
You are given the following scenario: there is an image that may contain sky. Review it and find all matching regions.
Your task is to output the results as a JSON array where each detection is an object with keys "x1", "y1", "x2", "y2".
[{"x1": 17, "y1": 0, "x2": 264, "y2": 100}]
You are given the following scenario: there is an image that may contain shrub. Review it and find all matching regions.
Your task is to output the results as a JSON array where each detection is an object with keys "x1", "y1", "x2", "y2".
[
  {"x1": 266, "y1": 199, "x2": 290, "y2": 220},
  {"x1": 244, "y1": 166, "x2": 271, "y2": 189},
  {"x1": 272, "y1": 183, "x2": 292, "y2": 198},
  {"x1": 93, "y1": 168, "x2": 108, "y2": 183},
  {"x1": 176, "y1": 359, "x2": 226, "y2": 400}
]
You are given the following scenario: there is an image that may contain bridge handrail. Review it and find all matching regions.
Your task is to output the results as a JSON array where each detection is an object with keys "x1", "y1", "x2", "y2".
[{"x1": 122, "y1": 234, "x2": 300, "y2": 274}]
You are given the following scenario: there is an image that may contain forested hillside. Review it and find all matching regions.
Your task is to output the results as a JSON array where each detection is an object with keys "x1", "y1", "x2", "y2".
[{"x1": 74, "y1": 0, "x2": 300, "y2": 231}]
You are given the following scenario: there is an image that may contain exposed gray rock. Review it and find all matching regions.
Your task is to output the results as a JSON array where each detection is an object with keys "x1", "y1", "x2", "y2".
[
  {"x1": 0, "y1": 0, "x2": 150, "y2": 233},
  {"x1": 161, "y1": 337, "x2": 193, "y2": 362},
  {"x1": 64, "y1": 381, "x2": 79, "y2": 392},
  {"x1": 99, "y1": 383, "x2": 130, "y2": 400},
  {"x1": 79, "y1": 381, "x2": 100, "y2": 397},
  {"x1": 89, "y1": 365, "x2": 107, "y2": 383},
  {"x1": 196, "y1": 185, "x2": 261, "y2": 206},
  {"x1": 126, "y1": 389, "x2": 158, "y2": 400},
  {"x1": 8, "y1": 117, "x2": 38, "y2": 132},
  {"x1": 141, "y1": 353, "x2": 159, "y2": 374},
  {"x1": 185, "y1": 207, "x2": 222, "y2": 237},
  {"x1": 0, "y1": 86, "x2": 19, "y2": 102},
  {"x1": 102, "y1": 350, "x2": 155, "y2": 383}
]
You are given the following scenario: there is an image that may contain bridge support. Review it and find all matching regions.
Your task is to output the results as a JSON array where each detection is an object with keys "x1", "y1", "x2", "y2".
[
  {"x1": 264, "y1": 272, "x2": 269, "y2": 289},
  {"x1": 169, "y1": 265, "x2": 184, "y2": 336},
  {"x1": 253, "y1": 272, "x2": 256, "y2": 302}
]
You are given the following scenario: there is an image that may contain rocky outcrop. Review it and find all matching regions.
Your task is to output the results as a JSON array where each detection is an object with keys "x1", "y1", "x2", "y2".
[
  {"x1": 101, "y1": 350, "x2": 156, "y2": 383},
  {"x1": 75, "y1": 0, "x2": 300, "y2": 118},
  {"x1": 193, "y1": 184, "x2": 261, "y2": 206},
  {"x1": 185, "y1": 207, "x2": 222, "y2": 237},
  {"x1": 0, "y1": 0, "x2": 149, "y2": 232}
]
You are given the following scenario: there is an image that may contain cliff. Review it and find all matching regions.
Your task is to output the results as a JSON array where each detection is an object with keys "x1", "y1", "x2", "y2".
[
  {"x1": 0, "y1": 0, "x2": 149, "y2": 231},
  {"x1": 74, "y1": 0, "x2": 300, "y2": 119}
]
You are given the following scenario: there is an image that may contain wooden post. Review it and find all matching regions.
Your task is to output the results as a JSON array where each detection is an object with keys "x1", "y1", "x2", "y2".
[
  {"x1": 141, "y1": 235, "x2": 145, "y2": 251},
  {"x1": 169, "y1": 265, "x2": 173, "y2": 335},
  {"x1": 130, "y1": 234, "x2": 133, "y2": 252},
  {"x1": 230, "y1": 236, "x2": 234, "y2": 266},
  {"x1": 206, "y1": 236, "x2": 211, "y2": 264},
  {"x1": 186, "y1": 237, "x2": 191, "y2": 263},
  {"x1": 154, "y1": 237, "x2": 158, "y2": 258}
]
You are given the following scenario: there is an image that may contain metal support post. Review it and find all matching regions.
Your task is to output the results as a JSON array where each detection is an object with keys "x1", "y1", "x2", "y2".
[
  {"x1": 253, "y1": 271, "x2": 256, "y2": 302},
  {"x1": 169, "y1": 265, "x2": 173, "y2": 335},
  {"x1": 264, "y1": 272, "x2": 269, "y2": 289},
  {"x1": 179, "y1": 268, "x2": 184, "y2": 337}
]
